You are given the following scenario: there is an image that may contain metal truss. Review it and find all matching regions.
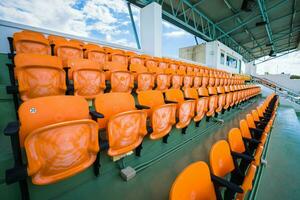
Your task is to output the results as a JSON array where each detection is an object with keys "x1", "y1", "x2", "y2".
[{"x1": 128, "y1": 0, "x2": 298, "y2": 62}]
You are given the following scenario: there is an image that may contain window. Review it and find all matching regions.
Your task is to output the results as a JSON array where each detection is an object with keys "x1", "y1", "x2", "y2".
[
  {"x1": 226, "y1": 55, "x2": 237, "y2": 68},
  {"x1": 220, "y1": 52, "x2": 225, "y2": 65}
]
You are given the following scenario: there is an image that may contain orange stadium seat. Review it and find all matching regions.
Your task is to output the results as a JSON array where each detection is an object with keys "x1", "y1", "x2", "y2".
[
  {"x1": 14, "y1": 53, "x2": 66, "y2": 101},
  {"x1": 68, "y1": 58, "x2": 105, "y2": 99},
  {"x1": 94, "y1": 93, "x2": 147, "y2": 157},
  {"x1": 13, "y1": 31, "x2": 51, "y2": 55},
  {"x1": 137, "y1": 90, "x2": 176, "y2": 141},
  {"x1": 17, "y1": 96, "x2": 99, "y2": 185}
]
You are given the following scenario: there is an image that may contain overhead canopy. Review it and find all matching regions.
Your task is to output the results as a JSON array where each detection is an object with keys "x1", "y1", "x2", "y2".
[{"x1": 128, "y1": 0, "x2": 300, "y2": 62}]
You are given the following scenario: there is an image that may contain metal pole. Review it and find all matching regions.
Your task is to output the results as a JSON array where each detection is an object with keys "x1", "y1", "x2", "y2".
[
  {"x1": 194, "y1": 36, "x2": 199, "y2": 45},
  {"x1": 127, "y1": 2, "x2": 141, "y2": 49}
]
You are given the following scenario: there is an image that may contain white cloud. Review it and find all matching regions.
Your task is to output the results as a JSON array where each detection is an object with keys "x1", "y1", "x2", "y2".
[
  {"x1": 0, "y1": 0, "x2": 139, "y2": 47},
  {"x1": 163, "y1": 21, "x2": 177, "y2": 29},
  {"x1": 164, "y1": 30, "x2": 189, "y2": 38}
]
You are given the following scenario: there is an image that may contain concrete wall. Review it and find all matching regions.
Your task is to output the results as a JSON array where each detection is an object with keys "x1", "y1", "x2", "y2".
[
  {"x1": 179, "y1": 41, "x2": 242, "y2": 74},
  {"x1": 257, "y1": 74, "x2": 300, "y2": 94},
  {"x1": 179, "y1": 45, "x2": 206, "y2": 64},
  {"x1": 245, "y1": 61, "x2": 257, "y2": 75}
]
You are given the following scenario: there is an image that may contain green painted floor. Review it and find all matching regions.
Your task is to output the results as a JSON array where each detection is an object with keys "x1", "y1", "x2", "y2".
[{"x1": 253, "y1": 105, "x2": 300, "y2": 200}]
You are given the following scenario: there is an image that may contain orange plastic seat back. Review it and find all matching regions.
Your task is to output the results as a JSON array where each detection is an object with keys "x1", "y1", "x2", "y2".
[
  {"x1": 210, "y1": 140, "x2": 235, "y2": 177},
  {"x1": 218, "y1": 94, "x2": 226, "y2": 108},
  {"x1": 207, "y1": 95, "x2": 218, "y2": 116},
  {"x1": 107, "y1": 109, "x2": 147, "y2": 156},
  {"x1": 158, "y1": 61, "x2": 169, "y2": 70},
  {"x1": 226, "y1": 92, "x2": 233, "y2": 107},
  {"x1": 228, "y1": 128, "x2": 246, "y2": 153},
  {"x1": 215, "y1": 78, "x2": 220, "y2": 87},
  {"x1": 54, "y1": 41, "x2": 83, "y2": 67},
  {"x1": 257, "y1": 107, "x2": 264, "y2": 118},
  {"x1": 13, "y1": 31, "x2": 50, "y2": 55},
  {"x1": 165, "y1": 89, "x2": 184, "y2": 103},
  {"x1": 94, "y1": 93, "x2": 135, "y2": 129},
  {"x1": 126, "y1": 51, "x2": 137, "y2": 57},
  {"x1": 169, "y1": 63, "x2": 178, "y2": 71},
  {"x1": 95, "y1": 93, "x2": 147, "y2": 156},
  {"x1": 84, "y1": 44, "x2": 106, "y2": 65},
  {"x1": 14, "y1": 54, "x2": 66, "y2": 101},
  {"x1": 138, "y1": 90, "x2": 165, "y2": 110},
  {"x1": 184, "y1": 88, "x2": 198, "y2": 99},
  {"x1": 130, "y1": 56, "x2": 145, "y2": 73},
  {"x1": 69, "y1": 39, "x2": 84, "y2": 46},
  {"x1": 251, "y1": 110, "x2": 260, "y2": 121},
  {"x1": 196, "y1": 97, "x2": 209, "y2": 119},
  {"x1": 183, "y1": 75, "x2": 193, "y2": 89},
  {"x1": 233, "y1": 92, "x2": 238, "y2": 103},
  {"x1": 48, "y1": 35, "x2": 67, "y2": 44},
  {"x1": 240, "y1": 119, "x2": 252, "y2": 139},
  {"x1": 19, "y1": 96, "x2": 99, "y2": 185},
  {"x1": 137, "y1": 73, "x2": 155, "y2": 92},
  {"x1": 111, "y1": 52, "x2": 128, "y2": 66},
  {"x1": 198, "y1": 87, "x2": 209, "y2": 97},
  {"x1": 193, "y1": 76, "x2": 202, "y2": 88},
  {"x1": 202, "y1": 75, "x2": 209, "y2": 88},
  {"x1": 138, "y1": 90, "x2": 176, "y2": 140},
  {"x1": 166, "y1": 89, "x2": 195, "y2": 128},
  {"x1": 156, "y1": 74, "x2": 170, "y2": 91},
  {"x1": 170, "y1": 161, "x2": 217, "y2": 200},
  {"x1": 69, "y1": 58, "x2": 105, "y2": 99},
  {"x1": 110, "y1": 71, "x2": 134, "y2": 93},
  {"x1": 186, "y1": 65, "x2": 194, "y2": 74},
  {"x1": 171, "y1": 75, "x2": 183, "y2": 89},
  {"x1": 246, "y1": 114, "x2": 256, "y2": 129},
  {"x1": 178, "y1": 64, "x2": 186, "y2": 72}
]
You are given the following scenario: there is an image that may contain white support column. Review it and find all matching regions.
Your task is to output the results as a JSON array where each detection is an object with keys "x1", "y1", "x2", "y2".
[
  {"x1": 245, "y1": 61, "x2": 257, "y2": 75},
  {"x1": 140, "y1": 2, "x2": 162, "y2": 57}
]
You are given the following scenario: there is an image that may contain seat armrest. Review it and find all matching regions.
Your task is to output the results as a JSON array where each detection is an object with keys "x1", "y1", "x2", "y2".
[
  {"x1": 165, "y1": 100, "x2": 178, "y2": 104},
  {"x1": 231, "y1": 151, "x2": 254, "y2": 162},
  {"x1": 4, "y1": 121, "x2": 20, "y2": 136},
  {"x1": 249, "y1": 127, "x2": 263, "y2": 135},
  {"x1": 243, "y1": 137, "x2": 260, "y2": 145},
  {"x1": 90, "y1": 110, "x2": 105, "y2": 120},
  {"x1": 184, "y1": 97, "x2": 196, "y2": 100},
  {"x1": 211, "y1": 174, "x2": 243, "y2": 193},
  {"x1": 5, "y1": 165, "x2": 28, "y2": 184},
  {"x1": 135, "y1": 104, "x2": 150, "y2": 110}
]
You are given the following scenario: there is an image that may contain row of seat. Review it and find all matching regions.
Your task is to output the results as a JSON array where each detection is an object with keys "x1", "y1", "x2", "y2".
[
  {"x1": 170, "y1": 94, "x2": 279, "y2": 200},
  {"x1": 12, "y1": 30, "x2": 223, "y2": 73},
  {"x1": 11, "y1": 30, "x2": 249, "y2": 83},
  {"x1": 4, "y1": 85, "x2": 261, "y2": 186},
  {"x1": 13, "y1": 53, "x2": 251, "y2": 101}
]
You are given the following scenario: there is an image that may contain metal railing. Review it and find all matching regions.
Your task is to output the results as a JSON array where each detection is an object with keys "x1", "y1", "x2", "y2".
[{"x1": 252, "y1": 75, "x2": 300, "y2": 105}]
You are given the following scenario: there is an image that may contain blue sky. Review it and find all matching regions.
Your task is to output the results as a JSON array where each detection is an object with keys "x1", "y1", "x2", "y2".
[{"x1": 0, "y1": 0, "x2": 299, "y2": 75}]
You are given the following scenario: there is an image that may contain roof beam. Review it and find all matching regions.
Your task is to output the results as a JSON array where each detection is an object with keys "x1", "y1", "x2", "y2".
[
  {"x1": 216, "y1": 0, "x2": 288, "y2": 40},
  {"x1": 178, "y1": 0, "x2": 206, "y2": 17},
  {"x1": 257, "y1": 0, "x2": 275, "y2": 52},
  {"x1": 230, "y1": 9, "x2": 300, "y2": 38},
  {"x1": 240, "y1": 25, "x2": 300, "y2": 46},
  {"x1": 178, "y1": 0, "x2": 255, "y2": 60},
  {"x1": 288, "y1": 0, "x2": 297, "y2": 52},
  {"x1": 222, "y1": 0, "x2": 266, "y2": 55}
]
